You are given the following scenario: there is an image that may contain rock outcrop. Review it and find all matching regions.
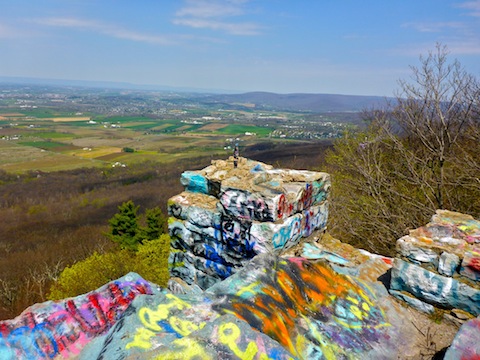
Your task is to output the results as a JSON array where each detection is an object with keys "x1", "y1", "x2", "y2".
[
  {"x1": 77, "y1": 254, "x2": 418, "y2": 360},
  {"x1": 389, "y1": 210, "x2": 480, "y2": 317},
  {"x1": 168, "y1": 157, "x2": 330, "y2": 289},
  {"x1": 444, "y1": 314, "x2": 480, "y2": 359},
  {"x1": 1, "y1": 158, "x2": 479, "y2": 359}
]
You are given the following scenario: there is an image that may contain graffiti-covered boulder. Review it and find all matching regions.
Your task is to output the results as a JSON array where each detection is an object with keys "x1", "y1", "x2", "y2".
[
  {"x1": 78, "y1": 254, "x2": 418, "y2": 360},
  {"x1": 178, "y1": 157, "x2": 330, "y2": 222},
  {"x1": 390, "y1": 258, "x2": 480, "y2": 316},
  {"x1": 396, "y1": 210, "x2": 480, "y2": 279},
  {"x1": 0, "y1": 273, "x2": 161, "y2": 360},
  {"x1": 78, "y1": 294, "x2": 293, "y2": 360}
]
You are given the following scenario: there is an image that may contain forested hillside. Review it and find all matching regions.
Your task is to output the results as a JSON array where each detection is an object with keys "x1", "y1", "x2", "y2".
[{"x1": 0, "y1": 142, "x2": 330, "y2": 319}]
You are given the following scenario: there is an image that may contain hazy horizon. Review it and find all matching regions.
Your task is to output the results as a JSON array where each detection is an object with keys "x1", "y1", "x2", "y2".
[{"x1": 1, "y1": 1, "x2": 480, "y2": 97}]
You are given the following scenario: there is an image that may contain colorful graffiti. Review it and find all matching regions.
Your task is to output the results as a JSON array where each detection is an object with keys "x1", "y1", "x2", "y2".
[
  {"x1": 120, "y1": 294, "x2": 293, "y2": 360},
  {"x1": 180, "y1": 171, "x2": 221, "y2": 197},
  {"x1": 220, "y1": 188, "x2": 275, "y2": 222},
  {"x1": 209, "y1": 255, "x2": 391, "y2": 359},
  {"x1": 169, "y1": 200, "x2": 329, "y2": 288},
  {"x1": 251, "y1": 203, "x2": 328, "y2": 251},
  {"x1": 221, "y1": 216, "x2": 257, "y2": 259},
  {"x1": 0, "y1": 274, "x2": 154, "y2": 360},
  {"x1": 126, "y1": 293, "x2": 197, "y2": 350},
  {"x1": 444, "y1": 316, "x2": 480, "y2": 360},
  {"x1": 112, "y1": 255, "x2": 396, "y2": 359}
]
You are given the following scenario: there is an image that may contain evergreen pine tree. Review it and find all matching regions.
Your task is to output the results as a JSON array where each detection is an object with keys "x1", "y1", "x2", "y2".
[
  {"x1": 143, "y1": 207, "x2": 167, "y2": 241},
  {"x1": 107, "y1": 200, "x2": 141, "y2": 250}
]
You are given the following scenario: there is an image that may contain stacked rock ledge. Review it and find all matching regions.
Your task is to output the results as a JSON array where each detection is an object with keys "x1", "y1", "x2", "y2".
[{"x1": 168, "y1": 156, "x2": 330, "y2": 290}]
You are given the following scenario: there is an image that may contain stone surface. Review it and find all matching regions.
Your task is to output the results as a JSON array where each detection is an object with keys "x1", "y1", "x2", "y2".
[
  {"x1": 250, "y1": 202, "x2": 328, "y2": 252},
  {"x1": 390, "y1": 258, "x2": 480, "y2": 316},
  {"x1": 182, "y1": 157, "x2": 330, "y2": 222},
  {"x1": 79, "y1": 297, "x2": 293, "y2": 360},
  {"x1": 444, "y1": 315, "x2": 480, "y2": 360},
  {"x1": 397, "y1": 210, "x2": 480, "y2": 265},
  {"x1": 392, "y1": 210, "x2": 480, "y2": 322},
  {"x1": 206, "y1": 254, "x2": 417, "y2": 359},
  {"x1": 0, "y1": 273, "x2": 161, "y2": 360},
  {"x1": 79, "y1": 254, "x2": 417, "y2": 360},
  {"x1": 300, "y1": 242, "x2": 351, "y2": 265},
  {"x1": 389, "y1": 290, "x2": 435, "y2": 314},
  {"x1": 432, "y1": 210, "x2": 480, "y2": 244},
  {"x1": 397, "y1": 236, "x2": 439, "y2": 264},
  {"x1": 167, "y1": 191, "x2": 221, "y2": 228},
  {"x1": 438, "y1": 251, "x2": 460, "y2": 277},
  {"x1": 459, "y1": 249, "x2": 480, "y2": 282}
]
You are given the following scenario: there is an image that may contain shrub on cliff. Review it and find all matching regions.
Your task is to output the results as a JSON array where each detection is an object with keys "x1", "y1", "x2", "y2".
[
  {"x1": 47, "y1": 250, "x2": 135, "y2": 300},
  {"x1": 326, "y1": 44, "x2": 480, "y2": 256},
  {"x1": 47, "y1": 235, "x2": 171, "y2": 300},
  {"x1": 132, "y1": 234, "x2": 170, "y2": 286}
]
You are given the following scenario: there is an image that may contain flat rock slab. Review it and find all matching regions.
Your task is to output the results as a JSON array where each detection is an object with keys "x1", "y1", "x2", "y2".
[{"x1": 71, "y1": 254, "x2": 419, "y2": 359}]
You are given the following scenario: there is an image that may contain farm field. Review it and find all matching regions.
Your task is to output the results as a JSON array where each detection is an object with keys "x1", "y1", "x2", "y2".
[
  {"x1": 0, "y1": 110, "x2": 281, "y2": 172},
  {"x1": 0, "y1": 86, "x2": 351, "y2": 173},
  {"x1": 0, "y1": 141, "x2": 103, "y2": 172}
]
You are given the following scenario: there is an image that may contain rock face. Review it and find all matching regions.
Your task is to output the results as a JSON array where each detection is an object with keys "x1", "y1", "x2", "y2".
[
  {"x1": 78, "y1": 254, "x2": 417, "y2": 360},
  {"x1": 390, "y1": 210, "x2": 480, "y2": 317},
  {"x1": 0, "y1": 273, "x2": 161, "y2": 360},
  {"x1": 168, "y1": 157, "x2": 330, "y2": 289}
]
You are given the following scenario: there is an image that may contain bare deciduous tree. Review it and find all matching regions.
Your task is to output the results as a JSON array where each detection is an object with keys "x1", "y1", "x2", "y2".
[{"x1": 327, "y1": 44, "x2": 480, "y2": 255}]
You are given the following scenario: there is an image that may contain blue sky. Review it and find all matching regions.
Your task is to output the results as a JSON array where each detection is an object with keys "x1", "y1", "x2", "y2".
[{"x1": 1, "y1": 0, "x2": 479, "y2": 96}]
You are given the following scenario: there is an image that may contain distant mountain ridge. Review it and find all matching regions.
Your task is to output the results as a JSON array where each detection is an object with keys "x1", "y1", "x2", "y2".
[
  {"x1": 0, "y1": 76, "x2": 390, "y2": 112},
  {"x1": 200, "y1": 91, "x2": 390, "y2": 112}
]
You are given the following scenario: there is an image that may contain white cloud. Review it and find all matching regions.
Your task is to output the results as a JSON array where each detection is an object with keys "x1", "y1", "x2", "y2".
[
  {"x1": 173, "y1": 18, "x2": 260, "y2": 35},
  {"x1": 456, "y1": 1, "x2": 480, "y2": 17},
  {"x1": 33, "y1": 17, "x2": 176, "y2": 45},
  {"x1": 448, "y1": 39, "x2": 480, "y2": 54},
  {"x1": 0, "y1": 23, "x2": 34, "y2": 38},
  {"x1": 176, "y1": 0, "x2": 246, "y2": 18},
  {"x1": 402, "y1": 22, "x2": 464, "y2": 33},
  {"x1": 400, "y1": 14, "x2": 480, "y2": 55},
  {"x1": 174, "y1": 0, "x2": 262, "y2": 35}
]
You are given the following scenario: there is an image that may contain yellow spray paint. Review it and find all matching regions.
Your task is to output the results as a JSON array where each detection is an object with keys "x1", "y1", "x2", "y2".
[{"x1": 218, "y1": 322, "x2": 272, "y2": 360}]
